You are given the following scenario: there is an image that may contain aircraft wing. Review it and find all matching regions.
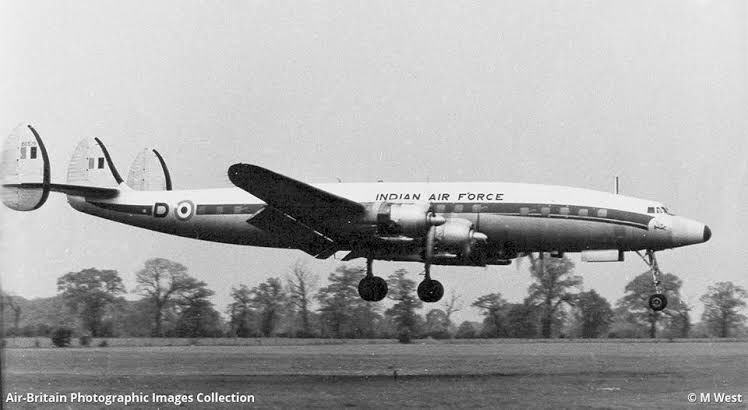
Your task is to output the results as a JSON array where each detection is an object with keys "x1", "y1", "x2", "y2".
[
  {"x1": 2, "y1": 183, "x2": 119, "y2": 199},
  {"x1": 228, "y1": 163, "x2": 365, "y2": 245}
]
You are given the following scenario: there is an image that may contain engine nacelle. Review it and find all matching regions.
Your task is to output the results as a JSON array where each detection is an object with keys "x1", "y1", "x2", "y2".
[
  {"x1": 375, "y1": 202, "x2": 445, "y2": 235},
  {"x1": 433, "y1": 218, "x2": 488, "y2": 255}
]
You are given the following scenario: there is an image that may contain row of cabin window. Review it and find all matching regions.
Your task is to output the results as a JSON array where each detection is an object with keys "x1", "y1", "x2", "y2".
[
  {"x1": 647, "y1": 206, "x2": 668, "y2": 214},
  {"x1": 19, "y1": 146, "x2": 38, "y2": 159},
  {"x1": 433, "y1": 203, "x2": 608, "y2": 218}
]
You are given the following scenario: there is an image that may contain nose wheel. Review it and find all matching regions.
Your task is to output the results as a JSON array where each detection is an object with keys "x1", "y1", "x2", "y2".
[
  {"x1": 358, "y1": 257, "x2": 388, "y2": 302},
  {"x1": 648, "y1": 293, "x2": 667, "y2": 311},
  {"x1": 637, "y1": 250, "x2": 668, "y2": 312}
]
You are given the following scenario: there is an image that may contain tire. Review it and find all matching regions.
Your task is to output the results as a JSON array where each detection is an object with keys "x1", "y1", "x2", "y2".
[
  {"x1": 358, "y1": 277, "x2": 374, "y2": 301},
  {"x1": 358, "y1": 276, "x2": 388, "y2": 302},
  {"x1": 369, "y1": 276, "x2": 388, "y2": 302},
  {"x1": 648, "y1": 293, "x2": 668, "y2": 311},
  {"x1": 417, "y1": 279, "x2": 444, "y2": 303}
]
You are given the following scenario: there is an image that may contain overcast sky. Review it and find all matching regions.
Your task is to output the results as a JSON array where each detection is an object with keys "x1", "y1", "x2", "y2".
[{"x1": 1, "y1": 1, "x2": 746, "y2": 323}]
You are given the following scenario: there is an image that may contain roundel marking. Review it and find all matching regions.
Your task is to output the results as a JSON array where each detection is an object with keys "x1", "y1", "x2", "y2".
[{"x1": 175, "y1": 200, "x2": 195, "y2": 221}]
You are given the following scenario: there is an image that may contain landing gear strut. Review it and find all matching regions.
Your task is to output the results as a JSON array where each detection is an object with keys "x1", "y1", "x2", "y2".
[
  {"x1": 358, "y1": 257, "x2": 388, "y2": 302},
  {"x1": 637, "y1": 249, "x2": 668, "y2": 311},
  {"x1": 417, "y1": 267, "x2": 444, "y2": 303},
  {"x1": 417, "y1": 227, "x2": 444, "y2": 303}
]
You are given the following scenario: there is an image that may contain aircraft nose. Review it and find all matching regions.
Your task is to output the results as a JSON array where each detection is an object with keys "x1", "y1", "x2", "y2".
[{"x1": 671, "y1": 216, "x2": 710, "y2": 247}]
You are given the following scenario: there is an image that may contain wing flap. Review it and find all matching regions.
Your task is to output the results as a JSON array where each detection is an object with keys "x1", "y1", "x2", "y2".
[{"x1": 248, "y1": 206, "x2": 336, "y2": 258}]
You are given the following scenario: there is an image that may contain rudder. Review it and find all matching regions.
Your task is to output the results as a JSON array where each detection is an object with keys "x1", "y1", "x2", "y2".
[
  {"x1": 1, "y1": 124, "x2": 50, "y2": 210},
  {"x1": 126, "y1": 148, "x2": 172, "y2": 191},
  {"x1": 66, "y1": 137, "x2": 124, "y2": 188}
]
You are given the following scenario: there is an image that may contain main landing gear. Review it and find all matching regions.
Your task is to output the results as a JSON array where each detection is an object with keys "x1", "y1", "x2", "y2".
[
  {"x1": 416, "y1": 224, "x2": 444, "y2": 303},
  {"x1": 356, "y1": 257, "x2": 445, "y2": 303},
  {"x1": 417, "y1": 268, "x2": 444, "y2": 303},
  {"x1": 358, "y1": 258, "x2": 388, "y2": 302},
  {"x1": 636, "y1": 249, "x2": 668, "y2": 312}
]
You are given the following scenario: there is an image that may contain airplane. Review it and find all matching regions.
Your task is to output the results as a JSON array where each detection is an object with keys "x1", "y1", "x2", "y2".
[{"x1": 1, "y1": 124, "x2": 711, "y2": 311}]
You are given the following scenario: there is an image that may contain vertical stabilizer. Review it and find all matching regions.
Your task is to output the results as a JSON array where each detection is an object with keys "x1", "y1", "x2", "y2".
[
  {"x1": 126, "y1": 148, "x2": 172, "y2": 191},
  {"x1": 1, "y1": 124, "x2": 51, "y2": 210},
  {"x1": 66, "y1": 137, "x2": 123, "y2": 188}
]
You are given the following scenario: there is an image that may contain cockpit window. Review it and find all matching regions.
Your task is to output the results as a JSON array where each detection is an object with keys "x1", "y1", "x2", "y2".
[{"x1": 648, "y1": 206, "x2": 674, "y2": 215}]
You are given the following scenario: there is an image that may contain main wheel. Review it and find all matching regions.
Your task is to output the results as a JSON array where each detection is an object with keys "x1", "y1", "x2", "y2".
[
  {"x1": 417, "y1": 279, "x2": 444, "y2": 303},
  {"x1": 648, "y1": 293, "x2": 667, "y2": 311},
  {"x1": 358, "y1": 276, "x2": 388, "y2": 302}
]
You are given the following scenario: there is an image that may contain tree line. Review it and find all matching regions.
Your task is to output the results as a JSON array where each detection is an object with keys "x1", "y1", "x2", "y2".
[{"x1": 1, "y1": 255, "x2": 746, "y2": 341}]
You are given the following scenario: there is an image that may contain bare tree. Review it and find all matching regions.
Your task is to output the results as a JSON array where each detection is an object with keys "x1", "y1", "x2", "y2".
[
  {"x1": 617, "y1": 271, "x2": 685, "y2": 338},
  {"x1": 442, "y1": 289, "x2": 462, "y2": 327},
  {"x1": 700, "y1": 281, "x2": 747, "y2": 338},
  {"x1": 135, "y1": 258, "x2": 205, "y2": 337},
  {"x1": 286, "y1": 262, "x2": 319, "y2": 337},
  {"x1": 526, "y1": 253, "x2": 581, "y2": 338},
  {"x1": 57, "y1": 268, "x2": 125, "y2": 336},
  {"x1": 228, "y1": 285, "x2": 254, "y2": 337},
  {"x1": 1, "y1": 294, "x2": 22, "y2": 335},
  {"x1": 251, "y1": 277, "x2": 286, "y2": 337}
]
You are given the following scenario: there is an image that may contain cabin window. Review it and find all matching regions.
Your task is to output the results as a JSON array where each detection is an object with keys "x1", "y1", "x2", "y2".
[
  {"x1": 597, "y1": 209, "x2": 608, "y2": 218},
  {"x1": 520, "y1": 207, "x2": 529, "y2": 216},
  {"x1": 436, "y1": 204, "x2": 446, "y2": 213},
  {"x1": 88, "y1": 158, "x2": 95, "y2": 169},
  {"x1": 647, "y1": 207, "x2": 655, "y2": 214},
  {"x1": 20, "y1": 147, "x2": 26, "y2": 159},
  {"x1": 472, "y1": 204, "x2": 484, "y2": 213},
  {"x1": 30, "y1": 146, "x2": 37, "y2": 159},
  {"x1": 560, "y1": 207, "x2": 569, "y2": 215},
  {"x1": 98, "y1": 157, "x2": 105, "y2": 169},
  {"x1": 454, "y1": 204, "x2": 464, "y2": 213},
  {"x1": 578, "y1": 208, "x2": 588, "y2": 217},
  {"x1": 541, "y1": 207, "x2": 550, "y2": 216}
]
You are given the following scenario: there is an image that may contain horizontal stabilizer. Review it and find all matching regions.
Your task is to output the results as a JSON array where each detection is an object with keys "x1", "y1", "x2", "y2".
[{"x1": 2, "y1": 183, "x2": 119, "y2": 199}]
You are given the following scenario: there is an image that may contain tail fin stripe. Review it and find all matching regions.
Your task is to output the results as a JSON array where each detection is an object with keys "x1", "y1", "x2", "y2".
[
  {"x1": 27, "y1": 125, "x2": 50, "y2": 209},
  {"x1": 93, "y1": 137, "x2": 123, "y2": 184},
  {"x1": 152, "y1": 149, "x2": 172, "y2": 190}
]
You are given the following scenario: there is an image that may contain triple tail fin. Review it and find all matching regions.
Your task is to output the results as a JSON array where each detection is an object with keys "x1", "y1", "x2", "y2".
[
  {"x1": 1, "y1": 124, "x2": 50, "y2": 210},
  {"x1": 1, "y1": 124, "x2": 120, "y2": 212},
  {"x1": 126, "y1": 148, "x2": 172, "y2": 191}
]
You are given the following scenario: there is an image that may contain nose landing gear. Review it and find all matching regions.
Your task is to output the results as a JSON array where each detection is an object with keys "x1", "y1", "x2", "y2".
[
  {"x1": 358, "y1": 257, "x2": 388, "y2": 302},
  {"x1": 637, "y1": 249, "x2": 668, "y2": 311}
]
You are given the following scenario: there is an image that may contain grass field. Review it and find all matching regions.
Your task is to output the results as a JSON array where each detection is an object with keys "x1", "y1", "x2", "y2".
[{"x1": 4, "y1": 340, "x2": 748, "y2": 408}]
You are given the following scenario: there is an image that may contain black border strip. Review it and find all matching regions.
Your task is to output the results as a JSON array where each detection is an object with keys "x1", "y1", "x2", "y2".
[
  {"x1": 196, "y1": 203, "x2": 263, "y2": 215},
  {"x1": 88, "y1": 201, "x2": 152, "y2": 215},
  {"x1": 152, "y1": 149, "x2": 172, "y2": 191},
  {"x1": 93, "y1": 137, "x2": 124, "y2": 184},
  {"x1": 27, "y1": 125, "x2": 51, "y2": 210},
  {"x1": 26, "y1": 124, "x2": 52, "y2": 209}
]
